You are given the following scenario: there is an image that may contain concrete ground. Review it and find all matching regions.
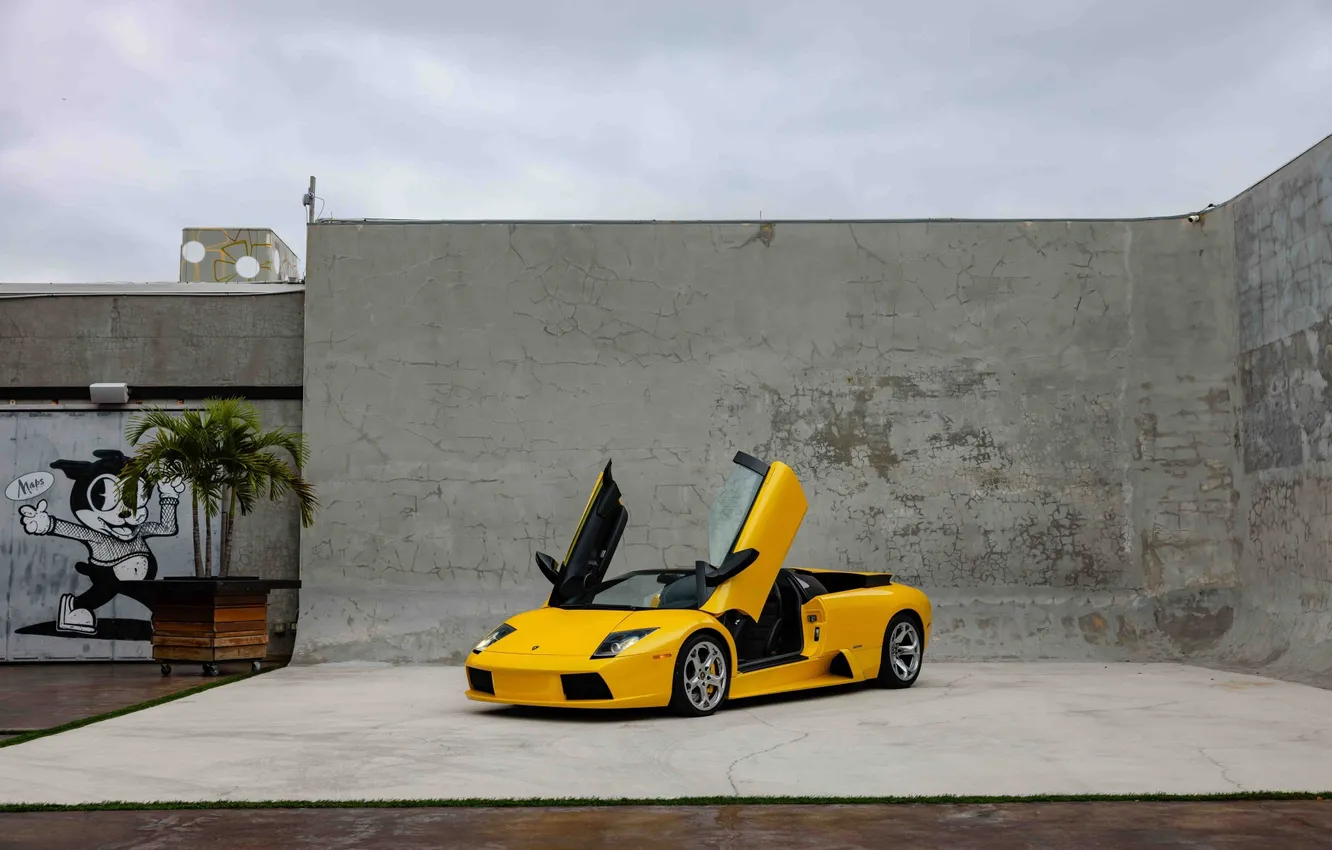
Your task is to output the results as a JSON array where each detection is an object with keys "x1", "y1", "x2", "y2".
[
  {"x1": 2, "y1": 661, "x2": 1331, "y2": 805},
  {"x1": 8, "y1": 802, "x2": 1332, "y2": 849}
]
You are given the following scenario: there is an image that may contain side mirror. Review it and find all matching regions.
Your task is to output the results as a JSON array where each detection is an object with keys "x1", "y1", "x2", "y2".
[
  {"x1": 535, "y1": 552, "x2": 559, "y2": 585},
  {"x1": 708, "y1": 548, "x2": 759, "y2": 584},
  {"x1": 721, "y1": 548, "x2": 758, "y2": 575}
]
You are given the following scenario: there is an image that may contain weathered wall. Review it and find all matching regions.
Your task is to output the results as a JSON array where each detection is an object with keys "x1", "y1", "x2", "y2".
[
  {"x1": 0, "y1": 289, "x2": 304, "y2": 389},
  {"x1": 1207, "y1": 133, "x2": 1332, "y2": 687},
  {"x1": 0, "y1": 402, "x2": 302, "y2": 661},
  {"x1": 0, "y1": 287, "x2": 307, "y2": 661},
  {"x1": 295, "y1": 215, "x2": 1240, "y2": 664}
]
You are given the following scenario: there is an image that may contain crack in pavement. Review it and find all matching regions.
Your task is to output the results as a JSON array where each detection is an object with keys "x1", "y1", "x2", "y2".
[
  {"x1": 1198, "y1": 747, "x2": 1247, "y2": 792},
  {"x1": 725, "y1": 730, "x2": 812, "y2": 795}
]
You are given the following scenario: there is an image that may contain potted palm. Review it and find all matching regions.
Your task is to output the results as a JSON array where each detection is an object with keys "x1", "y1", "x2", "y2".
[{"x1": 117, "y1": 397, "x2": 319, "y2": 676}]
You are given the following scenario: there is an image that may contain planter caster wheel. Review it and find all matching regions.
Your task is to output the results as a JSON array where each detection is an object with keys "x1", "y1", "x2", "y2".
[
  {"x1": 251, "y1": 661, "x2": 262, "y2": 673},
  {"x1": 160, "y1": 664, "x2": 172, "y2": 676},
  {"x1": 203, "y1": 663, "x2": 220, "y2": 677}
]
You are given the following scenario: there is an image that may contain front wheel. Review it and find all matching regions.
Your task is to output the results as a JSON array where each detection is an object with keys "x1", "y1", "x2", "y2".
[
  {"x1": 875, "y1": 613, "x2": 923, "y2": 689},
  {"x1": 669, "y1": 633, "x2": 731, "y2": 717}
]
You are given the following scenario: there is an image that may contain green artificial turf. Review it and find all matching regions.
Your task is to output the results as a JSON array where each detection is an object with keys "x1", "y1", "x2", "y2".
[
  {"x1": 2, "y1": 791, "x2": 1330, "y2": 814},
  {"x1": 0, "y1": 666, "x2": 272, "y2": 752}
]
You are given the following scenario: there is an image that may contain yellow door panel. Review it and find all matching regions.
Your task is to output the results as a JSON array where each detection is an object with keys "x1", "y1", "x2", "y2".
[{"x1": 702, "y1": 460, "x2": 808, "y2": 621}]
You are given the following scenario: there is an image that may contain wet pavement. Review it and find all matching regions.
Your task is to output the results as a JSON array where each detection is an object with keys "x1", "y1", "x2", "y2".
[
  {"x1": 5, "y1": 801, "x2": 1332, "y2": 849},
  {"x1": 0, "y1": 662, "x2": 247, "y2": 735}
]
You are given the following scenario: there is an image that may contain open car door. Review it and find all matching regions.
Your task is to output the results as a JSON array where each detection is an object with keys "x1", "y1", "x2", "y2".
[
  {"x1": 534, "y1": 460, "x2": 629, "y2": 606},
  {"x1": 699, "y1": 452, "x2": 808, "y2": 622}
]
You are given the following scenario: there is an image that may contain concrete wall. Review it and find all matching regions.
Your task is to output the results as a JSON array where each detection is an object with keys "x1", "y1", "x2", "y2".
[
  {"x1": 0, "y1": 288, "x2": 304, "y2": 389},
  {"x1": 0, "y1": 287, "x2": 307, "y2": 660},
  {"x1": 294, "y1": 214, "x2": 1241, "y2": 664},
  {"x1": 1207, "y1": 133, "x2": 1332, "y2": 688}
]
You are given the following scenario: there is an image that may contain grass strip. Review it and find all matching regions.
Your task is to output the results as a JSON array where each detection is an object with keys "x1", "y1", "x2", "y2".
[
  {"x1": 0, "y1": 666, "x2": 273, "y2": 752},
  {"x1": 2, "y1": 791, "x2": 1330, "y2": 814}
]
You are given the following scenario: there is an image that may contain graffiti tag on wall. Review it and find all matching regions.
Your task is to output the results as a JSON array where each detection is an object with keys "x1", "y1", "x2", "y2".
[
  {"x1": 10, "y1": 449, "x2": 184, "y2": 641},
  {"x1": 5, "y1": 472, "x2": 53, "y2": 501}
]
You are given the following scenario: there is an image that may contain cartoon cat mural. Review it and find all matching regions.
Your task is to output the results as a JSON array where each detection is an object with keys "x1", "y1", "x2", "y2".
[{"x1": 17, "y1": 449, "x2": 184, "y2": 636}]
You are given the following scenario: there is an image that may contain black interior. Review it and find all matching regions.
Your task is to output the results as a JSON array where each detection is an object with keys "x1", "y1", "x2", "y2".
[
  {"x1": 789, "y1": 568, "x2": 891, "y2": 595},
  {"x1": 728, "y1": 570, "x2": 805, "y2": 665},
  {"x1": 658, "y1": 572, "x2": 709, "y2": 608}
]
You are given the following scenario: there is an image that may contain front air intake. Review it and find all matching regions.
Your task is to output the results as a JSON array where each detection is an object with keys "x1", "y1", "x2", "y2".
[
  {"x1": 467, "y1": 667, "x2": 495, "y2": 695},
  {"x1": 561, "y1": 672, "x2": 613, "y2": 701}
]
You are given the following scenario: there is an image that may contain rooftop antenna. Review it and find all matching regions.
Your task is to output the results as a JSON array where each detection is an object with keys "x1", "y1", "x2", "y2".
[{"x1": 302, "y1": 176, "x2": 317, "y2": 224}]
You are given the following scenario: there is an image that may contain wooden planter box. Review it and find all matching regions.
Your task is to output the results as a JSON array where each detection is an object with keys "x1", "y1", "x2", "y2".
[{"x1": 134, "y1": 577, "x2": 301, "y2": 677}]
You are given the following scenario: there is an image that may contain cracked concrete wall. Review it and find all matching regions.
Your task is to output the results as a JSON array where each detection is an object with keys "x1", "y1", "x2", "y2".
[
  {"x1": 1208, "y1": 133, "x2": 1332, "y2": 688},
  {"x1": 295, "y1": 214, "x2": 1240, "y2": 664}
]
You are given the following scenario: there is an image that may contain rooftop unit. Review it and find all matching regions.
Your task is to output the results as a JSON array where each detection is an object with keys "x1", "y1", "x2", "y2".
[{"x1": 179, "y1": 227, "x2": 301, "y2": 283}]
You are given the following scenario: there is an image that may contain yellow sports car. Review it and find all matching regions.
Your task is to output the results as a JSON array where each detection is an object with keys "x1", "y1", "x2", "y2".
[{"x1": 465, "y1": 452, "x2": 932, "y2": 717}]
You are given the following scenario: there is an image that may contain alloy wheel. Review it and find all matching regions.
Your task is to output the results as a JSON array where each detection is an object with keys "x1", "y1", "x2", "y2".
[
  {"x1": 682, "y1": 640, "x2": 727, "y2": 712},
  {"x1": 889, "y1": 621, "x2": 921, "y2": 680}
]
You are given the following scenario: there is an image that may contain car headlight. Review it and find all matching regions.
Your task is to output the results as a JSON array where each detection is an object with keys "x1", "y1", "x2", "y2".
[
  {"x1": 473, "y1": 623, "x2": 516, "y2": 653},
  {"x1": 591, "y1": 628, "x2": 657, "y2": 659}
]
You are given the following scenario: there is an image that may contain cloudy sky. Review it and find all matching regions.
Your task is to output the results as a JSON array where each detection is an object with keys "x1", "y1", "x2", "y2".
[{"x1": 1, "y1": 0, "x2": 1329, "y2": 282}]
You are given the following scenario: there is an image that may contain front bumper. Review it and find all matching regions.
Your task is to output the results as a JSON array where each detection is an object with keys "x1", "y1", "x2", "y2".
[{"x1": 464, "y1": 647, "x2": 675, "y2": 709}]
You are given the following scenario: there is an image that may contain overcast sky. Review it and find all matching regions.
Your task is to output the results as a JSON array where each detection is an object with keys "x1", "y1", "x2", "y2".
[{"x1": 1, "y1": 0, "x2": 1329, "y2": 282}]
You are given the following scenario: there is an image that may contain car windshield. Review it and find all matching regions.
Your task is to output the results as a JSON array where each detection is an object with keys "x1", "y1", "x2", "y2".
[
  {"x1": 707, "y1": 463, "x2": 765, "y2": 566},
  {"x1": 563, "y1": 570, "x2": 697, "y2": 610}
]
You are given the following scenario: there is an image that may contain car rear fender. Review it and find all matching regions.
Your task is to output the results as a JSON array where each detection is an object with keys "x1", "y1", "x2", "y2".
[{"x1": 818, "y1": 585, "x2": 930, "y2": 666}]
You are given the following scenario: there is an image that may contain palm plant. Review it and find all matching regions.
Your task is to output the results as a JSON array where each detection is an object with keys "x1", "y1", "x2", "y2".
[{"x1": 118, "y1": 397, "x2": 319, "y2": 578}]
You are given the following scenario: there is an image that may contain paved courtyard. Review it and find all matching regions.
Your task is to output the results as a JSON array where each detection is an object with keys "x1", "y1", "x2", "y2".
[{"x1": 2, "y1": 661, "x2": 1331, "y2": 805}]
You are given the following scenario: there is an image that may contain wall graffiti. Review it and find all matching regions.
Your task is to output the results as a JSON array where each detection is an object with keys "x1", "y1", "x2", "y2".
[
  {"x1": 5, "y1": 471, "x2": 53, "y2": 501},
  {"x1": 1, "y1": 410, "x2": 201, "y2": 661},
  {"x1": 10, "y1": 449, "x2": 185, "y2": 642}
]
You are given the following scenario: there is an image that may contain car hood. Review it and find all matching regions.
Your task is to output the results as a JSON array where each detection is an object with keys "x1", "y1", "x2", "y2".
[{"x1": 483, "y1": 606, "x2": 637, "y2": 656}]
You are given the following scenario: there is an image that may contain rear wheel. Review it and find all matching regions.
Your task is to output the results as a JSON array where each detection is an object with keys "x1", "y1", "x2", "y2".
[
  {"x1": 875, "y1": 613, "x2": 923, "y2": 689},
  {"x1": 669, "y1": 632, "x2": 731, "y2": 717}
]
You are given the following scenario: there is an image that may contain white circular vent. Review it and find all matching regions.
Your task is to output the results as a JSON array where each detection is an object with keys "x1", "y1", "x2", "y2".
[{"x1": 235, "y1": 256, "x2": 261, "y2": 279}]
